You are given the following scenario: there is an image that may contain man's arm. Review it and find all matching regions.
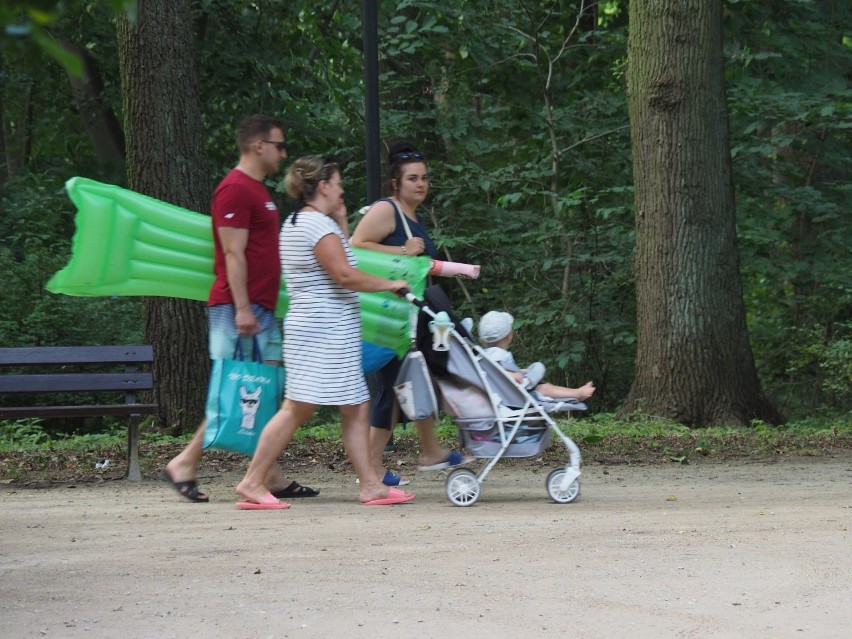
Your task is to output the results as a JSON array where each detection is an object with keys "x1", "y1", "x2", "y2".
[{"x1": 218, "y1": 226, "x2": 260, "y2": 335}]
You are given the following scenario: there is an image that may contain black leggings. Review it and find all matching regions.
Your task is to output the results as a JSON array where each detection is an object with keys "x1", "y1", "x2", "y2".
[{"x1": 369, "y1": 357, "x2": 408, "y2": 430}]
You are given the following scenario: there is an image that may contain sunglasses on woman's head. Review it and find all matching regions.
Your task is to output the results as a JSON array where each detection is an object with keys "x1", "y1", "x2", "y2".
[{"x1": 393, "y1": 151, "x2": 424, "y2": 162}]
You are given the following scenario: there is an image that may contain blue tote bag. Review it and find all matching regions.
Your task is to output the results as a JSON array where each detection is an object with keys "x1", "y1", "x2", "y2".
[{"x1": 203, "y1": 338, "x2": 284, "y2": 456}]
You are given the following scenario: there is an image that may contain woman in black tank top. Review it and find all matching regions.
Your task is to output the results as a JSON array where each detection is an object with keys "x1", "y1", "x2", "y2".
[{"x1": 351, "y1": 142, "x2": 473, "y2": 485}]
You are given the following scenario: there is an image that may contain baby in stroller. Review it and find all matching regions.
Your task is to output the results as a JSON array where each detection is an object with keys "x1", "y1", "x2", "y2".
[
  {"x1": 475, "y1": 310, "x2": 596, "y2": 407},
  {"x1": 401, "y1": 286, "x2": 585, "y2": 505}
]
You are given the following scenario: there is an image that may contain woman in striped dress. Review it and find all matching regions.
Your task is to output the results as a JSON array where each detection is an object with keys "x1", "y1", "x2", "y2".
[{"x1": 235, "y1": 156, "x2": 415, "y2": 508}]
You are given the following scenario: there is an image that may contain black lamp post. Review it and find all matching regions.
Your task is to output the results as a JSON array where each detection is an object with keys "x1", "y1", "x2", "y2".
[{"x1": 362, "y1": 0, "x2": 381, "y2": 203}]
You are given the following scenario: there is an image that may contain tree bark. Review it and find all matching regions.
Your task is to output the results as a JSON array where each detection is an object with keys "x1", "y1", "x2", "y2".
[
  {"x1": 621, "y1": 0, "x2": 781, "y2": 426},
  {"x1": 116, "y1": 0, "x2": 211, "y2": 432}
]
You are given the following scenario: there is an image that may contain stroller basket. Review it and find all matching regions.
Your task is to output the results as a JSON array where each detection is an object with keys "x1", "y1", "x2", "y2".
[{"x1": 463, "y1": 424, "x2": 552, "y2": 458}]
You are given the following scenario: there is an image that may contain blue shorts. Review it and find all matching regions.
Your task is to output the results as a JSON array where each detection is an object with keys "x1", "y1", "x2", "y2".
[{"x1": 208, "y1": 303, "x2": 282, "y2": 362}]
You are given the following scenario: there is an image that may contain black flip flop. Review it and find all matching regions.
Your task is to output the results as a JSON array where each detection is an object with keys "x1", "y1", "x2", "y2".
[
  {"x1": 271, "y1": 481, "x2": 320, "y2": 499},
  {"x1": 160, "y1": 468, "x2": 209, "y2": 503}
]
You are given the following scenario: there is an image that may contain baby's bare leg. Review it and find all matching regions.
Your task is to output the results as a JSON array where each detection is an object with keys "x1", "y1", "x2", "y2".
[{"x1": 536, "y1": 381, "x2": 596, "y2": 402}]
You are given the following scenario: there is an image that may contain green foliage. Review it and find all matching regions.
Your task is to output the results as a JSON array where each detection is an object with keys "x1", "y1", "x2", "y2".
[
  {"x1": 1, "y1": 0, "x2": 136, "y2": 75},
  {"x1": 0, "y1": 418, "x2": 51, "y2": 449},
  {"x1": 0, "y1": 418, "x2": 113, "y2": 451},
  {"x1": 570, "y1": 412, "x2": 692, "y2": 439},
  {"x1": 0, "y1": 415, "x2": 192, "y2": 454},
  {"x1": 4, "y1": 413, "x2": 849, "y2": 474},
  {"x1": 364, "y1": 1, "x2": 635, "y2": 408},
  {"x1": 725, "y1": 0, "x2": 852, "y2": 417},
  {"x1": 0, "y1": 173, "x2": 142, "y2": 348},
  {"x1": 555, "y1": 411, "x2": 852, "y2": 462},
  {"x1": 296, "y1": 424, "x2": 341, "y2": 443},
  {"x1": 1, "y1": 0, "x2": 142, "y2": 390},
  {"x1": 782, "y1": 322, "x2": 852, "y2": 409},
  {"x1": 1, "y1": 0, "x2": 849, "y2": 428}
]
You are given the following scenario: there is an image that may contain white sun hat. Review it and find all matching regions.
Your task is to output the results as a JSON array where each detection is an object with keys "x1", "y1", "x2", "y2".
[{"x1": 478, "y1": 311, "x2": 514, "y2": 343}]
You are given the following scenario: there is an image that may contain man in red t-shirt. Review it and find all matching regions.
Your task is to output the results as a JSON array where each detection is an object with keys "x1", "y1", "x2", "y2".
[{"x1": 161, "y1": 114, "x2": 318, "y2": 502}]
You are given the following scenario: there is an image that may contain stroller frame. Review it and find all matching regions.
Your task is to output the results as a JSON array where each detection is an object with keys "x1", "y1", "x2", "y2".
[{"x1": 402, "y1": 291, "x2": 584, "y2": 506}]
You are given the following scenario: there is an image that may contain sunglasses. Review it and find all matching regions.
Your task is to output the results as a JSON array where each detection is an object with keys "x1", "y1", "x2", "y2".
[
  {"x1": 262, "y1": 139, "x2": 287, "y2": 152},
  {"x1": 392, "y1": 151, "x2": 424, "y2": 162}
]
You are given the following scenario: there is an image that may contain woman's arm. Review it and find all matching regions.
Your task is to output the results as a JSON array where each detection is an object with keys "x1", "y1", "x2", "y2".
[
  {"x1": 349, "y1": 200, "x2": 398, "y2": 253},
  {"x1": 330, "y1": 202, "x2": 349, "y2": 240},
  {"x1": 314, "y1": 233, "x2": 408, "y2": 294},
  {"x1": 350, "y1": 200, "x2": 426, "y2": 256}
]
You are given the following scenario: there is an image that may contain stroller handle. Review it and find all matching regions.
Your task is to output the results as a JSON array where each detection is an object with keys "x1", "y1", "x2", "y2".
[{"x1": 396, "y1": 288, "x2": 426, "y2": 308}]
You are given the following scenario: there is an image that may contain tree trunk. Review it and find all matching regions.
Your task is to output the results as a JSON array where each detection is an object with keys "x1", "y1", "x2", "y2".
[
  {"x1": 0, "y1": 85, "x2": 7, "y2": 183},
  {"x1": 116, "y1": 0, "x2": 211, "y2": 432},
  {"x1": 60, "y1": 39, "x2": 126, "y2": 165},
  {"x1": 621, "y1": 0, "x2": 782, "y2": 426},
  {"x1": 1, "y1": 73, "x2": 32, "y2": 179}
]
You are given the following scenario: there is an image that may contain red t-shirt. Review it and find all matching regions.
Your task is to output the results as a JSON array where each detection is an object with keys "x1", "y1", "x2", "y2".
[{"x1": 207, "y1": 169, "x2": 281, "y2": 310}]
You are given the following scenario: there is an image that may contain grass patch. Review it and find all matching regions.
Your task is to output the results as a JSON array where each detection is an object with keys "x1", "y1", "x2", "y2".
[
  {"x1": 562, "y1": 413, "x2": 852, "y2": 464},
  {"x1": 1, "y1": 413, "x2": 850, "y2": 484}
]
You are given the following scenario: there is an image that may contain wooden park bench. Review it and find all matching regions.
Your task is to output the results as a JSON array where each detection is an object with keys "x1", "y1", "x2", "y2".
[{"x1": 0, "y1": 345, "x2": 157, "y2": 481}]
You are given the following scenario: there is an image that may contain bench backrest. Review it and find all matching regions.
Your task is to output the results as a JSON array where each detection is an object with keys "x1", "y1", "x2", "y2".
[
  {"x1": 0, "y1": 345, "x2": 154, "y2": 396},
  {"x1": 0, "y1": 372, "x2": 154, "y2": 394},
  {"x1": 0, "y1": 345, "x2": 153, "y2": 367}
]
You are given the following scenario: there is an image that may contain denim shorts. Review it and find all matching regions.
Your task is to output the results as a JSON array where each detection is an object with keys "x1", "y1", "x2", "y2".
[{"x1": 207, "y1": 303, "x2": 282, "y2": 362}]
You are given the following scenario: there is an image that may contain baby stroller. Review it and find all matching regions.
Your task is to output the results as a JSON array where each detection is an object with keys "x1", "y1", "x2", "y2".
[{"x1": 397, "y1": 286, "x2": 587, "y2": 507}]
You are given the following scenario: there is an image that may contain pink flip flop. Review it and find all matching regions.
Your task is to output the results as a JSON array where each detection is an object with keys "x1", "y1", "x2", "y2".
[
  {"x1": 235, "y1": 492, "x2": 291, "y2": 510},
  {"x1": 361, "y1": 487, "x2": 416, "y2": 506}
]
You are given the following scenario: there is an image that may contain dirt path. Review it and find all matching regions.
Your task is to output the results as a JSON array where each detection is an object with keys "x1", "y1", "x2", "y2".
[{"x1": 1, "y1": 455, "x2": 850, "y2": 639}]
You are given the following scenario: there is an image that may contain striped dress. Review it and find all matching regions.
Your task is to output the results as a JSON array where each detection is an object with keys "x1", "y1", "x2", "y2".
[{"x1": 279, "y1": 211, "x2": 368, "y2": 405}]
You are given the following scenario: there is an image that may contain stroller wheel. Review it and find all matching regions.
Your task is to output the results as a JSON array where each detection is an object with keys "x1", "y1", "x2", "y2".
[
  {"x1": 546, "y1": 469, "x2": 580, "y2": 504},
  {"x1": 446, "y1": 468, "x2": 480, "y2": 507}
]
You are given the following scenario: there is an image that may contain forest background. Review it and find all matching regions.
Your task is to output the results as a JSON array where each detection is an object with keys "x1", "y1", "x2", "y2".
[{"x1": 0, "y1": 1, "x2": 849, "y2": 442}]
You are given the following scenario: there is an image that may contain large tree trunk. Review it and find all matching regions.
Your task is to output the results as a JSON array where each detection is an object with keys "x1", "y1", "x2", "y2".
[
  {"x1": 116, "y1": 0, "x2": 211, "y2": 432},
  {"x1": 621, "y1": 0, "x2": 781, "y2": 426}
]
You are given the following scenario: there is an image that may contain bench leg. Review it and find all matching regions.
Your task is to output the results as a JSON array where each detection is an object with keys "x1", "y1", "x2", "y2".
[{"x1": 127, "y1": 415, "x2": 142, "y2": 481}]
